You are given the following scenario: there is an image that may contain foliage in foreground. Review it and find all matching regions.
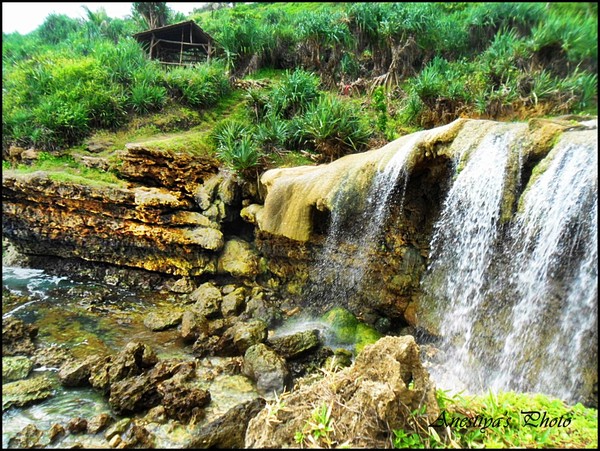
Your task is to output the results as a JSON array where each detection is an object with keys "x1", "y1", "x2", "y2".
[{"x1": 392, "y1": 389, "x2": 598, "y2": 449}]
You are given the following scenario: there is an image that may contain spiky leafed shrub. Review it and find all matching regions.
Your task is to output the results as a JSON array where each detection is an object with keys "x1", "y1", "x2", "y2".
[
  {"x1": 292, "y1": 94, "x2": 371, "y2": 160},
  {"x1": 128, "y1": 81, "x2": 167, "y2": 114},
  {"x1": 93, "y1": 38, "x2": 152, "y2": 86},
  {"x1": 254, "y1": 113, "x2": 291, "y2": 152},
  {"x1": 164, "y1": 61, "x2": 230, "y2": 108},
  {"x1": 269, "y1": 69, "x2": 320, "y2": 119},
  {"x1": 212, "y1": 119, "x2": 261, "y2": 175},
  {"x1": 126, "y1": 64, "x2": 167, "y2": 114}
]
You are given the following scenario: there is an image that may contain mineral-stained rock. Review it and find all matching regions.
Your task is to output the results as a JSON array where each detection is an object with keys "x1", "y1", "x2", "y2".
[
  {"x1": 267, "y1": 329, "x2": 321, "y2": 359},
  {"x1": 87, "y1": 413, "x2": 114, "y2": 434},
  {"x1": 245, "y1": 335, "x2": 439, "y2": 448},
  {"x1": 243, "y1": 291, "x2": 283, "y2": 328},
  {"x1": 58, "y1": 355, "x2": 105, "y2": 387},
  {"x1": 122, "y1": 423, "x2": 155, "y2": 448},
  {"x1": 221, "y1": 287, "x2": 246, "y2": 317},
  {"x1": 180, "y1": 310, "x2": 209, "y2": 342},
  {"x1": 188, "y1": 398, "x2": 267, "y2": 449},
  {"x1": 214, "y1": 319, "x2": 268, "y2": 357},
  {"x1": 48, "y1": 423, "x2": 66, "y2": 443},
  {"x1": 242, "y1": 343, "x2": 291, "y2": 396},
  {"x1": 104, "y1": 418, "x2": 132, "y2": 441},
  {"x1": 108, "y1": 341, "x2": 158, "y2": 382},
  {"x1": 157, "y1": 379, "x2": 211, "y2": 422},
  {"x1": 190, "y1": 282, "x2": 222, "y2": 317},
  {"x1": 108, "y1": 373, "x2": 160, "y2": 415},
  {"x1": 165, "y1": 276, "x2": 196, "y2": 294},
  {"x1": 7, "y1": 424, "x2": 43, "y2": 448},
  {"x1": 143, "y1": 310, "x2": 183, "y2": 331},
  {"x1": 66, "y1": 417, "x2": 88, "y2": 434}
]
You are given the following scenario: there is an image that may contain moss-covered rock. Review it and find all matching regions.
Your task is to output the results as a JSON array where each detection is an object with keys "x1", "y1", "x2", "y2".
[
  {"x1": 2, "y1": 356, "x2": 33, "y2": 382},
  {"x1": 3, "y1": 375, "x2": 57, "y2": 410},
  {"x1": 217, "y1": 237, "x2": 260, "y2": 278},
  {"x1": 355, "y1": 323, "x2": 382, "y2": 353},
  {"x1": 321, "y1": 307, "x2": 358, "y2": 345}
]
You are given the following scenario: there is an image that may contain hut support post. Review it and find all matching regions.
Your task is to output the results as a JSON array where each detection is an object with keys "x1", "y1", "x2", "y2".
[{"x1": 179, "y1": 28, "x2": 184, "y2": 65}]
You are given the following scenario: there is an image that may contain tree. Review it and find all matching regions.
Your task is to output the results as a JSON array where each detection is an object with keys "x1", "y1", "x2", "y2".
[{"x1": 132, "y1": 2, "x2": 169, "y2": 30}]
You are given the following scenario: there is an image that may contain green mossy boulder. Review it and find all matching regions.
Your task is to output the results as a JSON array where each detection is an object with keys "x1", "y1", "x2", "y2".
[
  {"x1": 355, "y1": 323, "x2": 382, "y2": 354},
  {"x1": 321, "y1": 307, "x2": 358, "y2": 345}
]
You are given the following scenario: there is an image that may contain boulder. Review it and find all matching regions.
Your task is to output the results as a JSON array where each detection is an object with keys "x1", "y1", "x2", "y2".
[
  {"x1": 188, "y1": 398, "x2": 266, "y2": 449},
  {"x1": 7, "y1": 424, "x2": 43, "y2": 448},
  {"x1": 190, "y1": 282, "x2": 222, "y2": 318},
  {"x1": 242, "y1": 343, "x2": 291, "y2": 396},
  {"x1": 215, "y1": 319, "x2": 268, "y2": 356},
  {"x1": 157, "y1": 379, "x2": 211, "y2": 423},
  {"x1": 143, "y1": 310, "x2": 183, "y2": 331},
  {"x1": 267, "y1": 329, "x2": 321, "y2": 359},
  {"x1": 221, "y1": 288, "x2": 246, "y2": 317},
  {"x1": 58, "y1": 355, "x2": 105, "y2": 387},
  {"x1": 217, "y1": 238, "x2": 260, "y2": 278}
]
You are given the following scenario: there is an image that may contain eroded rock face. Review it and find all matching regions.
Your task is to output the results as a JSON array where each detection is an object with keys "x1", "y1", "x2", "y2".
[
  {"x1": 245, "y1": 335, "x2": 439, "y2": 448},
  {"x1": 251, "y1": 117, "x2": 584, "y2": 325},
  {"x1": 2, "y1": 145, "x2": 257, "y2": 278}
]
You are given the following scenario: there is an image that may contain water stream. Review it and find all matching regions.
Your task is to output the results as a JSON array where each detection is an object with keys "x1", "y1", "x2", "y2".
[{"x1": 2, "y1": 266, "x2": 259, "y2": 448}]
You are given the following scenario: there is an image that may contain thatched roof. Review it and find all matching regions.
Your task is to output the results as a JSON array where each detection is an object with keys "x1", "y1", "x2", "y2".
[{"x1": 133, "y1": 20, "x2": 214, "y2": 48}]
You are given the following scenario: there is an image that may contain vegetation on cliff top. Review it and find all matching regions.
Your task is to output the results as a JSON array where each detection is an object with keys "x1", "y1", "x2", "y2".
[{"x1": 2, "y1": 2, "x2": 597, "y2": 179}]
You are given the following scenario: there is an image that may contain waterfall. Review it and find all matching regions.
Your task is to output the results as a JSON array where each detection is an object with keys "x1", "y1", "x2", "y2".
[
  {"x1": 420, "y1": 123, "x2": 526, "y2": 391},
  {"x1": 423, "y1": 124, "x2": 598, "y2": 404},
  {"x1": 305, "y1": 131, "x2": 425, "y2": 309},
  {"x1": 491, "y1": 133, "x2": 598, "y2": 400}
]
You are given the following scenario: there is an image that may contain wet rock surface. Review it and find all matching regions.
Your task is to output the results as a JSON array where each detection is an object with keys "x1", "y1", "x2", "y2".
[{"x1": 2, "y1": 317, "x2": 38, "y2": 357}]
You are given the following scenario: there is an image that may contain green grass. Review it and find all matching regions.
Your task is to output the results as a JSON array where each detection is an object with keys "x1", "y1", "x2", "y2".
[
  {"x1": 128, "y1": 129, "x2": 215, "y2": 157},
  {"x1": 4, "y1": 152, "x2": 125, "y2": 187},
  {"x1": 393, "y1": 389, "x2": 598, "y2": 448}
]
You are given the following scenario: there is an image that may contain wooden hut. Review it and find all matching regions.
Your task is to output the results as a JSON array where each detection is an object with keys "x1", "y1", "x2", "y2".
[{"x1": 133, "y1": 20, "x2": 215, "y2": 66}]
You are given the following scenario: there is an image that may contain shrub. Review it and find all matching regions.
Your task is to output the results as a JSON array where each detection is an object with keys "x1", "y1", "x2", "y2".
[
  {"x1": 164, "y1": 61, "x2": 230, "y2": 108},
  {"x1": 212, "y1": 119, "x2": 261, "y2": 175},
  {"x1": 254, "y1": 113, "x2": 291, "y2": 152},
  {"x1": 269, "y1": 68, "x2": 321, "y2": 119},
  {"x1": 293, "y1": 94, "x2": 371, "y2": 160}
]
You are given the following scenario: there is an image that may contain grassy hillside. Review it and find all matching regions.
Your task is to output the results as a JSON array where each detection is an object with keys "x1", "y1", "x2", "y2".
[{"x1": 2, "y1": 2, "x2": 597, "y2": 178}]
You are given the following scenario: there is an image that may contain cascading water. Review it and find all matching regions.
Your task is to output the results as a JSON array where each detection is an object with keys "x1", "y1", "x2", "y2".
[
  {"x1": 304, "y1": 131, "x2": 425, "y2": 309},
  {"x1": 422, "y1": 123, "x2": 598, "y2": 404},
  {"x1": 420, "y1": 123, "x2": 526, "y2": 391},
  {"x1": 490, "y1": 131, "x2": 598, "y2": 401}
]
